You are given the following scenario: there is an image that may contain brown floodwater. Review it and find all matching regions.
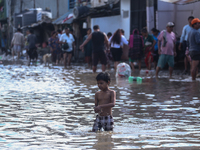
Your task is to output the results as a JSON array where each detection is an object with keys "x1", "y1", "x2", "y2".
[{"x1": 0, "y1": 64, "x2": 200, "y2": 150}]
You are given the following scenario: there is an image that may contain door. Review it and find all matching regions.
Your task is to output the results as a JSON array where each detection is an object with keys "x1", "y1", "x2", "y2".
[{"x1": 130, "y1": 0, "x2": 146, "y2": 33}]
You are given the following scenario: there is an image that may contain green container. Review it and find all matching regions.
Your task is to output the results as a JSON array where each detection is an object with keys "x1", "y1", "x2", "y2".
[
  {"x1": 128, "y1": 76, "x2": 133, "y2": 83},
  {"x1": 137, "y1": 77, "x2": 142, "y2": 83}
]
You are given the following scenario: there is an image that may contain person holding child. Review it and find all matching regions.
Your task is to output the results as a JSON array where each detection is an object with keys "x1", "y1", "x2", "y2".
[
  {"x1": 141, "y1": 28, "x2": 156, "y2": 70},
  {"x1": 92, "y1": 72, "x2": 116, "y2": 132}
]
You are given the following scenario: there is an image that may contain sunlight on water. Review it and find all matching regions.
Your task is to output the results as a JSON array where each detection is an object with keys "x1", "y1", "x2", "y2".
[{"x1": 0, "y1": 64, "x2": 199, "y2": 149}]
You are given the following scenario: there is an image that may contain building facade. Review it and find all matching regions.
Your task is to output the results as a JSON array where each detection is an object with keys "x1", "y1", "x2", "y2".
[{"x1": 79, "y1": 0, "x2": 200, "y2": 39}]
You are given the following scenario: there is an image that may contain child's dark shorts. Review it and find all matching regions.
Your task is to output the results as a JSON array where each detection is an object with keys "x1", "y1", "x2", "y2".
[{"x1": 92, "y1": 115, "x2": 114, "y2": 132}]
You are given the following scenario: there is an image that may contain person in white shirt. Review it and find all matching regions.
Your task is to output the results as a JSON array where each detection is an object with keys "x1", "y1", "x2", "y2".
[
  {"x1": 109, "y1": 29, "x2": 128, "y2": 70},
  {"x1": 121, "y1": 29, "x2": 127, "y2": 41},
  {"x1": 60, "y1": 27, "x2": 75, "y2": 68},
  {"x1": 57, "y1": 29, "x2": 62, "y2": 40}
]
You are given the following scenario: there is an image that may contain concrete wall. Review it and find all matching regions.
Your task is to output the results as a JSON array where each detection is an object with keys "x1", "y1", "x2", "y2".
[
  {"x1": 90, "y1": 0, "x2": 130, "y2": 39},
  {"x1": 157, "y1": 0, "x2": 200, "y2": 36},
  {"x1": 120, "y1": 0, "x2": 130, "y2": 39},
  {"x1": 91, "y1": 15, "x2": 121, "y2": 35}
]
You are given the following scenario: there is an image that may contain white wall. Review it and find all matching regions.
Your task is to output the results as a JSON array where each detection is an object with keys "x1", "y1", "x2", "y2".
[
  {"x1": 157, "y1": 0, "x2": 200, "y2": 36},
  {"x1": 90, "y1": 0, "x2": 131, "y2": 39},
  {"x1": 120, "y1": 0, "x2": 130, "y2": 39},
  {"x1": 91, "y1": 15, "x2": 121, "y2": 35}
]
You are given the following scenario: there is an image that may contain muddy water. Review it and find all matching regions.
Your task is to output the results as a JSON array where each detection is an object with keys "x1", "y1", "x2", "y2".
[{"x1": 0, "y1": 64, "x2": 200, "y2": 150}]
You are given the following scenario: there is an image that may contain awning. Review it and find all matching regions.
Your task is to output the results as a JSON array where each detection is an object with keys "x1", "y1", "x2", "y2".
[
  {"x1": 52, "y1": 11, "x2": 74, "y2": 25},
  {"x1": 159, "y1": 0, "x2": 200, "y2": 4},
  {"x1": 21, "y1": 18, "x2": 52, "y2": 29}
]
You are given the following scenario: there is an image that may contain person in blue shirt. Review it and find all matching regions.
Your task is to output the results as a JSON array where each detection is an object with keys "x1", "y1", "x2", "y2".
[
  {"x1": 179, "y1": 16, "x2": 194, "y2": 74},
  {"x1": 151, "y1": 28, "x2": 160, "y2": 69}
]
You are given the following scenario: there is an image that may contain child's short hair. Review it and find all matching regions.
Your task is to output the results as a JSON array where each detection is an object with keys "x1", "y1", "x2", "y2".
[{"x1": 96, "y1": 72, "x2": 110, "y2": 83}]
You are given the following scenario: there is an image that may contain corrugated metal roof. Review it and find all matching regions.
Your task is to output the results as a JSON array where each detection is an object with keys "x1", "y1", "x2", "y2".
[
  {"x1": 52, "y1": 11, "x2": 73, "y2": 25},
  {"x1": 159, "y1": 0, "x2": 200, "y2": 4}
]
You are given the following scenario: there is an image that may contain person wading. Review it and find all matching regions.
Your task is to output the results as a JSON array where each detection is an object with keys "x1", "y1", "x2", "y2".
[
  {"x1": 141, "y1": 28, "x2": 156, "y2": 70},
  {"x1": 179, "y1": 16, "x2": 194, "y2": 74},
  {"x1": 11, "y1": 28, "x2": 24, "y2": 60},
  {"x1": 156, "y1": 22, "x2": 177, "y2": 78},
  {"x1": 109, "y1": 29, "x2": 128, "y2": 71},
  {"x1": 187, "y1": 18, "x2": 200, "y2": 80},
  {"x1": 60, "y1": 27, "x2": 75, "y2": 69},
  {"x1": 80, "y1": 25, "x2": 109, "y2": 73}
]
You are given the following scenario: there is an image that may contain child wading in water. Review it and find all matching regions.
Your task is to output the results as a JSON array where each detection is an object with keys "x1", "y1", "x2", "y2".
[{"x1": 92, "y1": 72, "x2": 116, "y2": 132}]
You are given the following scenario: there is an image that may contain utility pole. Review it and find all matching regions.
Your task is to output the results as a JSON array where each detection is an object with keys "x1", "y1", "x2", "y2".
[
  {"x1": 20, "y1": 0, "x2": 23, "y2": 12},
  {"x1": 146, "y1": 0, "x2": 154, "y2": 32},
  {"x1": 33, "y1": 0, "x2": 35, "y2": 8},
  {"x1": 57, "y1": 0, "x2": 59, "y2": 18}
]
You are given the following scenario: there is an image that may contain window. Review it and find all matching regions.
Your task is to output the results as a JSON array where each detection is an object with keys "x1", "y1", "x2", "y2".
[{"x1": 69, "y1": 0, "x2": 76, "y2": 9}]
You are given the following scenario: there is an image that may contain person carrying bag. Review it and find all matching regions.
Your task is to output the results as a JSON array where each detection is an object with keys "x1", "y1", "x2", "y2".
[
  {"x1": 62, "y1": 41, "x2": 69, "y2": 51},
  {"x1": 59, "y1": 27, "x2": 75, "y2": 69}
]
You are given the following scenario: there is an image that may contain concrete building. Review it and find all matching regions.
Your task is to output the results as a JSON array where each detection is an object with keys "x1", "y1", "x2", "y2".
[
  {"x1": 0, "y1": 0, "x2": 74, "y2": 46},
  {"x1": 88, "y1": 0, "x2": 147, "y2": 39},
  {"x1": 81, "y1": 0, "x2": 200, "y2": 39},
  {"x1": 157, "y1": 0, "x2": 200, "y2": 36},
  {"x1": 12, "y1": 0, "x2": 69, "y2": 19}
]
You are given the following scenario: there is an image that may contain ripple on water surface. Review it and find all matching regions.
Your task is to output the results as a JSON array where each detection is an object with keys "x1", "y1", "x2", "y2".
[{"x1": 0, "y1": 65, "x2": 199, "y2": 149}]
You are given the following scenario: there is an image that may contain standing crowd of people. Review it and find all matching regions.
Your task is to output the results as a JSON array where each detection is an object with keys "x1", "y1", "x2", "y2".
[
  {"x1": 80, "y1": 16, "x2": 200, "y2": 80},
  {"x1": 1, "y1": 15, "x2": 200, "y2": 80},
  {"x1": 3, "y1": 27, "x2": 75, "y2": 68}
]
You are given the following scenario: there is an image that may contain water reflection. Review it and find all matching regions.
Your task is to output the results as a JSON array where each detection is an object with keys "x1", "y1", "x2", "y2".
[
  {"x1": 93, "y1": 133, "x2": 114, "y2": 150},
  {"x1": 0, "y1": 64, "x2": 200, "y2": 149}
]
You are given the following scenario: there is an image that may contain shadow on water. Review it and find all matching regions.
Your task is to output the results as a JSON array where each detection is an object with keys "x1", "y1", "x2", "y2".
[{"x1": 0, "y1": 64, "x2": 199, "y2": 149}]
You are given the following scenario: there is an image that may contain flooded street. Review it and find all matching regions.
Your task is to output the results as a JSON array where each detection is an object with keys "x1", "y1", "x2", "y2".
[{"x1": 0, "y1": 64, "x2": 200, "y2": 150}]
